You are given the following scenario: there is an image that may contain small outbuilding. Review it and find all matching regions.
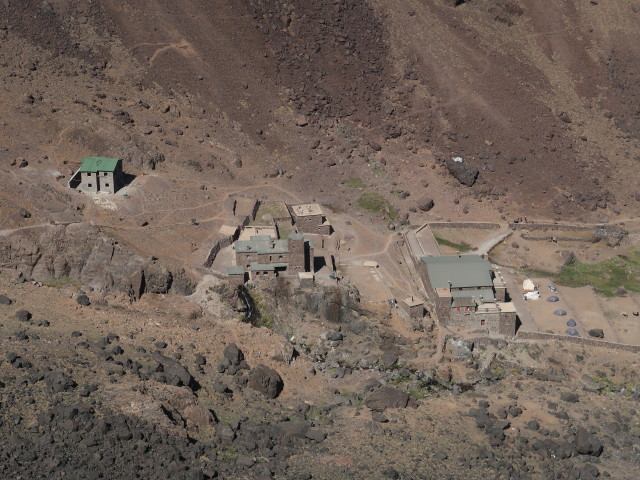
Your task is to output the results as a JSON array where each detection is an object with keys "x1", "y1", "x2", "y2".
[{"x1": 69, "y1": 157, "x2": 124, "y2": 194}]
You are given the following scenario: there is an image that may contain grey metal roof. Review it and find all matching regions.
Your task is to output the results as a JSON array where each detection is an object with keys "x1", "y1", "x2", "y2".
[
  {"x1": 227, "y1": 266, "x2": 245, "y2": 275},
  {"x1": 421, "y1": 255, "x2": 493, "y2": 289},
  {"x1": 235, "y1": 236, "x2": 290, "y2": 255},
  {"x1": 451, "y1": 288, "x2": 496, "y2": 307}
]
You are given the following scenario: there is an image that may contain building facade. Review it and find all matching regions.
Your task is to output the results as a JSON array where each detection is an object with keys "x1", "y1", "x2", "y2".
[
  {"x1": 291, "y1": 204, "x2": 332, "y2": 235},
  {"x1": 233, "y1": 232, "x2": 313, "y2": 279},
  {"x1": 77, "y1": 157, "x2": 124, "y2": 194},
  {"x1": 419, "y1": 254, "x2": 517, "y2": 337}
]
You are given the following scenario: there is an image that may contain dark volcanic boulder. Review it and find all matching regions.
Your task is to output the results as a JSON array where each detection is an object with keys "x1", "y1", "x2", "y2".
[
  {"x1": 15, "y1": 309, "x2": 32, "y2": 322},
  {"x1": 446, "y1": 159, "x2": 479, "y2": 187},
  {"x1": 223, "y1": 343, "x2": 245, "y2": 366},
  {"x1": 417, "y1": 196, "x2": 435, "y2": 212},
  {"x1": 0, "y1": 294, "x2": 12, "y2": 305},
  {"x1": 76, "y1": 294, "x2": 90, "y2": 306},
  {"x1": 44, "y1": 372, "x2": 77, "y2": 393},
  {"x1": 151, "y1": 352, "x2": 198, "y2": 390},
  {"x1": 365, "y1": 386, "x2": 409, "y2": 412},
  {"x1": 248, "y1": 364, "x2": 284, "y2": 399},
  {"x1": 588, "y1": 328, "x2": 604, "y2": 338},
  {"x1": 575, "y1": 427, "x2": 603, "y2": 457}
]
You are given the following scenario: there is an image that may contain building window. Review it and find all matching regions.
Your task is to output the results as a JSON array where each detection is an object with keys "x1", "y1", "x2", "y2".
[
  {"x1": 87, "y1": 172, "x2": 92, "y2": 176},
  {"x1": 105, "y1": 183, "x2": 109, "y2": 187},
  {"x1": 87, "y1": 184, "x2": 92, "y2": 187},
  {"x1": 103, "y1": 172, "x2": 108, "y2": 176},
  {"x1": 481, "y1": 320, "x2": 485, "y2": 326}
]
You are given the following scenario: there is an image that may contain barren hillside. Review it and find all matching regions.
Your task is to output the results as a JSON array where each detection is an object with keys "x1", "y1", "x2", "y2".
[{"x1": 1, "y1": 1, "x2": 640, "y2": 479}]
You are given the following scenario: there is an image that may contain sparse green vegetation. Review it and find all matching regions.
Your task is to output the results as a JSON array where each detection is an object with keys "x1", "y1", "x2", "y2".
[
  {"x1": 275, "y1": 220, "x2": 294, "y2": 239},
  {"x1": 357, "y1": 192, "x2": 397, "y2": 220},
  {"x1": 345, "y1": 177, "x2": 366, "y2": 188},
  {"x1": 43, "y1": 276, "x2": 82, "y2": 288},
  {"x1": 251, "y1": 292, "x2": 273, "y2": 330},
  {"x1": 524, "y1": 249, "x2": 640, "y2": 297},
  {"x1": 250, "y1": 201, "x2": 290, "y2": 226},
  {"x1": 433, "y1": 235, "x2": 471, "y2": 253},
  {"x1": 553, "y1": 250, "x2": 640, "y2": 297}
]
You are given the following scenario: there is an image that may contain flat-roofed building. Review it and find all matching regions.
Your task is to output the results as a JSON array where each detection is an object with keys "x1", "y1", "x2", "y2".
[
  {"x1": 233, "y1": 232, "x2": 313, "y2": 280},
  {"x1": 291, "y1": 203, "x2": 332, "y2": 235}
]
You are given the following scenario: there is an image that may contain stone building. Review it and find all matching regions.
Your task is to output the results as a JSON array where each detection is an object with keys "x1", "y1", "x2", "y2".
[
  {"x1": 291, "y1": 204, "x2": 332, "y2": 235},
  {"x1": 419, "y1": 254, "x2": 517, "y2": 337},
  {"x1": 227, "y1": 266, "x2": 247, "y2": 288},
  {"x1": 233, "y1": 232, "x2": 313, "y2": 279},
  {"x1": 402, "y1": 296, "x2": 424, "y2": 319},
  {"x1": 71, "y1": 157, "x2": 125, "y2": 194}
]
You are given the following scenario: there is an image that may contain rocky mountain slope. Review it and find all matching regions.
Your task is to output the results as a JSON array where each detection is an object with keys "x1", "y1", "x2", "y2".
[{"x1": 1, "y1": 1, "x2": 640, "y2": 479}]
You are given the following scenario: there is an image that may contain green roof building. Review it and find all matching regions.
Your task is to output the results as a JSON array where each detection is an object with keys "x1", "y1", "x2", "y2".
[{"x1": 71, "y1": 157, "x2": 124, "y2": 194}]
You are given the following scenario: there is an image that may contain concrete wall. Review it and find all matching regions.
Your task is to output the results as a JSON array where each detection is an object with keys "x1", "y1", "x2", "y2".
[
  {"x1": 79, "y1": 165, "x2": 123, "y2": 194},
  {"x1": 80, "y1": 172, "x2": 98, "y2": 193}
]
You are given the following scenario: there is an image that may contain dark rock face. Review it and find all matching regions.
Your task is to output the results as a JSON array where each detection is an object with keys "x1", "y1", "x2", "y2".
[
  {"x1": 0, "y1": 294, "x2": 12, "y2": 305},
  {"x1": 248, "y1": 364, "x2": 284, "y2": 399},
  {"x1": 0, "y1": 224, "x2": 193, "y2": 299},
  {"x1": 446, "y1": 159, "x2": 479, "y2": 187},
  {"x1": 575, "y1": 427, "x2": 603, "y2": 457},
  {"x1": 143, "y1": 263, "x2": 172, "y2": 294},
  {"x1": 365, "y1": 386, "x2": 409, "y2": 412}
]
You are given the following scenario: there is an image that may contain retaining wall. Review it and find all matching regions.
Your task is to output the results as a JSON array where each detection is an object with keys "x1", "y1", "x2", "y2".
[
  {"x1": 516, "y1": 331, "x2": 640, "y2": 353},
  {"x1": 520, "y1": 233, "x2": 596, "y2": 243},
  {"x1": 509, "y1": 223, "x2": 596, "y2": 232},
  {"x1": 428, "y1": 222, "x2": 501, "y2": 230}
]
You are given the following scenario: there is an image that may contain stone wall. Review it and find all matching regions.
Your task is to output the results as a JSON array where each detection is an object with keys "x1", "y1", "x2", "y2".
[
  {"x1": 296, "y1": 214, "x2": 323, "y2": 233},
  {"x1": 509, "y1": 223, "x2": 595, "y2": 232},
  {"x1": 203, "y1": 242, "x2": 220, "y2": 268},
  {"x1": 428, "y1": 222, "x2": 501, "y2": 230},
  {"x1": 516, "y1": 331, "x2": 640, "y2": 353},
  {"x1": 520, "y1": 233, "x2": 596, "y2": 242},
  {"x1": 499, "y1": 312, "x2": 516, "y2": 337},
  {"x1": 203, "y1": 232, "x2": 236, "y2": 268}
]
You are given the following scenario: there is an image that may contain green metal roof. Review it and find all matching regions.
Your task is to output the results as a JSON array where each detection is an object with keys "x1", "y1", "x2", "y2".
[
  {"x1": 421, "y1": 255, "x2": 493, "y2": 290},
  {"x1": 80, "y1": 157, "x2": 121, "y2": 173}
]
